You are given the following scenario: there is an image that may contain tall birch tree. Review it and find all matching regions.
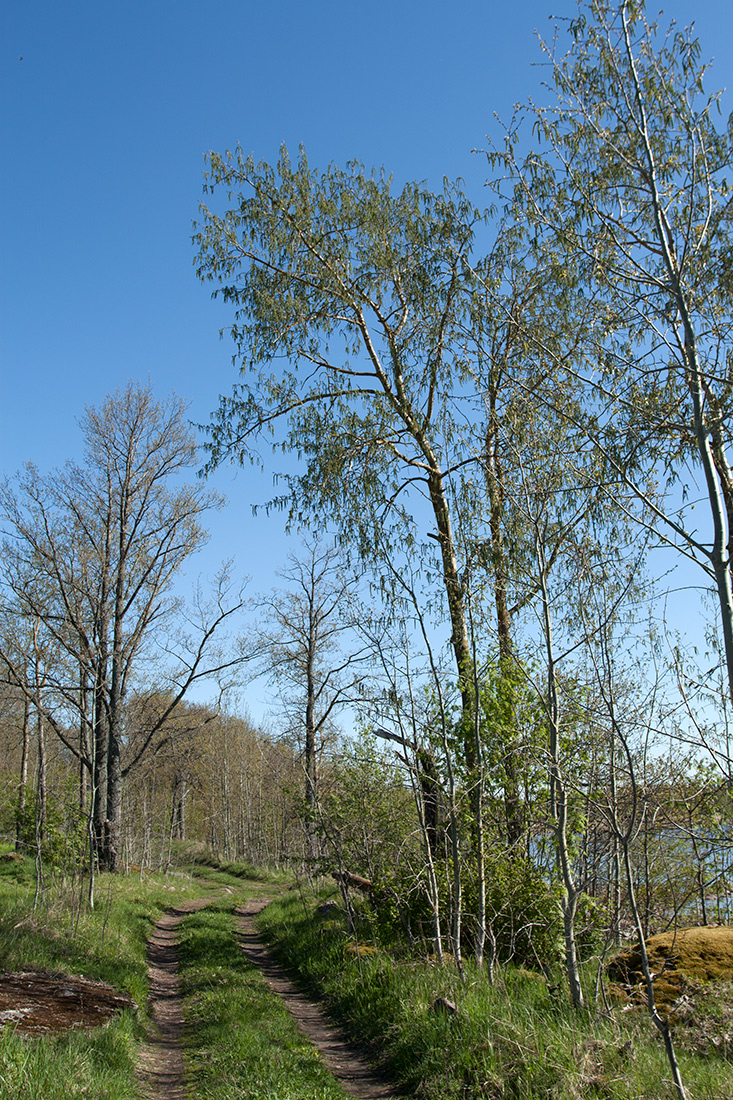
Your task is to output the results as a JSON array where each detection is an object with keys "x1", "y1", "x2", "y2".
[{"x1": 491, "y1": 0, "x2": 733, "y2": 714}]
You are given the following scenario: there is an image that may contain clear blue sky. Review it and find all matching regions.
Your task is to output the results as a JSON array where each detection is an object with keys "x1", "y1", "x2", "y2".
[{"x1": 2, "y1": 1, "x2": 732, "y2": 718}]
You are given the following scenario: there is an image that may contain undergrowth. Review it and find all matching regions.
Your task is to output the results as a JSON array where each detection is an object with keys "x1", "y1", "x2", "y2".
[{"x1": 257, "y1": 886, "x2": 733, "y2": 1100}]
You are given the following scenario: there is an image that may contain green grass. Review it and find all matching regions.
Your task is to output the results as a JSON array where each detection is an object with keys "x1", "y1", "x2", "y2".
[
  {"x1": 178, "y1": 901, "x2": 349, "y2": 1100},
  {"x1": 257, "y1": 887, "x2": 733, "y2": 1100},
  {"x1": 0, "y1": 1011, "x2": 139, "y2": 1100},
  {"x1": 8, "y1": 853, "x2": 729, "y2": 1100},
  {"x1": 0, "y1": 850, "x2": 306, "y2": 1100},
  {"x1": 0, "y1": 849, "x2": 240, "y2": 1100},
  {"x1": 0, "y1": 855, "x2": 207, "y2": 1003}
]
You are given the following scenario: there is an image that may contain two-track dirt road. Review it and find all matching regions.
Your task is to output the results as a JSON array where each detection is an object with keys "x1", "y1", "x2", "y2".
[{"x1": 137, "y1": 891, "x2": 401, "y2": 1100}]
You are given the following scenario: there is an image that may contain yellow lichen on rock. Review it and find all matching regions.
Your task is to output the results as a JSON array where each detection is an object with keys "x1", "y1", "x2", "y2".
[
  {"x1": 608, "y1": 925, "x2": 733, "y2": 1013},
  {"x1": 344, "y1": 942, "x2": 378, "y2": 958}
]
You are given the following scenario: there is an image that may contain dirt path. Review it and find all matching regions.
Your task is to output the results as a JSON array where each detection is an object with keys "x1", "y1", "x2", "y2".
[
  {"x1": 136, "y1": 896, "x2": 214, "y2": 1100},
  {"x1": 137, "y1": 890, "x2": 402, "y2": 1100},
  {"x1": 236, "y1": 898, "x2": 402, "y2": 1100}
]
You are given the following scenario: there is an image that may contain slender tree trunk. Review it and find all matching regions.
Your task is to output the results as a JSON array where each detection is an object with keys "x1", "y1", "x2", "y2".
[
  {"x1": 36, "y1": 710, "x2": 46, "y2": 846},
  {"x1": 608, "y1": 731, "x2": 622, "y2": 946},
  {"x1": 31, "y1": 629, "x2": 47, "y2": 848},
  {"x1": 93, "y1": 705, "x2": 108, "y2": 867},
  {"x1": 105, "y1": 479, "x2": 129, "y2": 873},
  {"x1": 425, "y1": 466, "x2": 474, "y2": 761},
  {"x1": 32, "y1": 757, "x2": 44, "y2": 912},
  {"x1": 15, "y1": 694, "x2": 31, "y2": 852},
  {"x1": 485, "y1": 409, "x2": 523, "y2": 848},
  {"x1": 92, "y1": 617, "x2": 110, "y2": 865},
  {"x1": 536, "y1": 520, "x2": 584, "y2": 1007},
  {"x1": 304, "y1": 611, "x2": 318, "y2": 857},
  {"x1": 621, "y1": 839, "x2": 688, "y2": 1100},
  {"x1": 634, "y1": 67, "x2": 733, "y2": 715},
  {"x1": 169, "y1": 775, "x2": 186, "y2": 841},
  {"x1": 105, "y1": 733, "x2": 122, "y2": 872},
  {"x1": 79, "y1": 668, "x2": 90, "y2": 813},
  {"x1": 87, "y1": 776, "x2": 96, "y2": 910}
]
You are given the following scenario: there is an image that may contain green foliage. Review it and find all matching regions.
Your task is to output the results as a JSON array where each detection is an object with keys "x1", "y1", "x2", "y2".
[
  {"x1": 260, "y1": 886, "x2": 733, "y2": 1099},
  {"x1": 12, "y1": 789, "x2": 87, "y2": 869},
  {"x1": 196, "y1": 145, "x2": 482, "y2": 526},
  {"x1": 484, "y1": 852, "x2": 562, "y2": 970},
  {"x1": 0, "y1": 774, "x2": 88, "y2": 871},
  {"x1": 319, "y1": 736, "x2": 419, "y2": 881},
  {"x1": 478, "y1": 663, "x2": 547, "y2": 799}
]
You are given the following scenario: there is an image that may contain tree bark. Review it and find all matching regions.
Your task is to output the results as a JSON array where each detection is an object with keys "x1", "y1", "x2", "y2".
[{"x1": 15, "y1": 694, "x2": 31, "y2": 852}]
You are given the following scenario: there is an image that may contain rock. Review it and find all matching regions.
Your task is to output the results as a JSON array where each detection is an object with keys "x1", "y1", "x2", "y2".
[
  {"x1": 316, "y1": 901, "x2": 341, "y2": 918},
  {"x1": 608, "y1": 925, "x2": 733, "y2": 1013},
  {"x1": 344, "y1": 942, "x2": 378, "y2": 958}
]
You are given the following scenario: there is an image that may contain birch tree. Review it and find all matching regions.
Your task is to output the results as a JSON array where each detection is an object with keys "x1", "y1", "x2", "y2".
[
  {"x1": 491, "y1": 0, "x2": 733, "y2": 712},
  {"x1": 195, "y1": 152, "x2": 592, "y2": 851},
  {"x1": 196, "y1": 150, "x2": 487, "y2": 766}
]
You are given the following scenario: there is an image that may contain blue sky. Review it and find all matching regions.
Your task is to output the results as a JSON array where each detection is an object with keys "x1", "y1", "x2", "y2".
[{"x1": 2, "y1": 0, "x2": 732, "y2": 720}]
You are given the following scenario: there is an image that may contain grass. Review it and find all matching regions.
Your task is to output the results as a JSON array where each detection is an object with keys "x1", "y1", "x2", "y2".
[
  {"x1": 257, "y1": 885, "x2": 733, "y2": 1100},
  {"x1": 6, "y1": 847, "x2": 731, "y2": 1100},
  {"x1": 0, "y1": 846, "x2": 249, "y2": 1100},
  {"x1": 0, "y1": 850, "x2": 345, "y2": 1100},
  {"x1": 177, "y1": 900, "x2": 350, "y2": 1100},
  {"x1": 0, "y1": 851, "x2": 205, "y2": 1004},
  {"x1": 0, "y1": 1012, "x2": 139, "y2": 1100}
]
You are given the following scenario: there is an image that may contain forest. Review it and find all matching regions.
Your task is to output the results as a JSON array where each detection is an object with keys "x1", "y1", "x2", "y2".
[{"x1": 2, "y1": 3, "x2": 733, "y2": 1098}]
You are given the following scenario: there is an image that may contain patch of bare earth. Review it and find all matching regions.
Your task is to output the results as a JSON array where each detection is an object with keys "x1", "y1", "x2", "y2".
[
  {"x1": 0, "y1": 970, "x2": 135, "y2": 1037},
  {"x1": 237, "y1": 898, "x2": 402, "y2": 1100}
]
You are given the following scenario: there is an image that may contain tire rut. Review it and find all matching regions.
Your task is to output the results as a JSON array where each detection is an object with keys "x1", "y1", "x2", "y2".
[
  {"x1": 136, "y1": 896, "x2": 214, "y2": 1100},
  {"x1": 136, "y1": 890, "x2": 403, "y2": 1100},
  {"x1": 236, "y1": 897, "x2": 403, "y2": 1099}
]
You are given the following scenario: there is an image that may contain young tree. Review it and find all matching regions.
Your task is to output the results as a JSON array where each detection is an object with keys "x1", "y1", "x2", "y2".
[{"x1": 258, "y1": 539, "x2": 365, "y2": 852}]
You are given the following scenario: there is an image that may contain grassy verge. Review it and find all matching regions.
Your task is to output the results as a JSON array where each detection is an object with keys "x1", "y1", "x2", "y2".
[
  {"x1": 257, "y1": 887, "x2": 733, "y2": 1100},
  {"x1": 0, "y1": 847, "x2": 239, "y2": 1100},
  {"x1": 0, "y1": 1012, "x2": 140, "y2": 1100},
  {"x1": 177, "y1": 900, "x2": 349, "y2": 1100}
]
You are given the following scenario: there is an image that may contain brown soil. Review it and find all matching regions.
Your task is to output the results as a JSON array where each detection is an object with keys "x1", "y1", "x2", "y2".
[
  {"x1": 0, "y1": 969, "x2": 135, "y2": 1037},
  {"x1": 236, "y1": 898, "x2": 402, "y2": 1099},
  {"x1": 136, "y1": 895, "x2": 215, "y2": 1100}
]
